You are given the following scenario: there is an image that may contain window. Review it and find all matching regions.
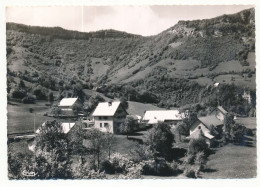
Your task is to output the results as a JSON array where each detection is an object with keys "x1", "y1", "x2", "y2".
[
  {"x1": 99, "y1": 117, "x2": 102, "y2": 120},
  {"x1": 104, "y1": 123, "x2": 109, "y2": 127},
  {"x1": 100, "y1": 123, "x2": 102, "y2": 128},
  {"x1": 104, "y1": 116, "x2": 108, "y2": 120}
]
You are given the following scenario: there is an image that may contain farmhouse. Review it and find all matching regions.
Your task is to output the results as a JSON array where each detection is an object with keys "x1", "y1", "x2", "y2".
[
  {"x1": 189, "y1": 115, "x2": 223, "y2": 146},
  {"x1": 188, "y1": 106, "x2": 228, "y2": 146},
  {"x1": 92, "y1": 101, "x2": 127, "y2": 134},
  {"x1": 58, "y1": 97, "x2": 79, "y2": 116},
  {"x1": 28, "y1": 121, "x2": 76, "y2": 151},
  {"x1": 210, "y1": 106, "x2": 228, "y2": 122},
  {"x1": 187, "y1": 126, "x2": 214, "y2": 146},
  {"x1": 142, "y1": 110, "x2": 182, "y2": 126},
  {"x1": 35, "y1": 121, "x2": 76, "y2": 134}
]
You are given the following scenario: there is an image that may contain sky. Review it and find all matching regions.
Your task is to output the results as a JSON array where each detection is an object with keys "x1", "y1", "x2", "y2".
[{"x1": 6, "y1": 5, "x2": 255, "y2": 36}]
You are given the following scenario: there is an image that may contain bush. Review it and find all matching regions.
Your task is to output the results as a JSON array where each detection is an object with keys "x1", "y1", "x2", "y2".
[
  {"x1": 188, "y1": 138, "x2": 208, "y2": 155},
  {"x1": 102, "y1": 153, "x2": 129, "y2": 174},
  {"x1": 101, "y1": 160, "x2": 115, "y2": 174},
  {"x1": 184, "y1": 166, "x2": 199, "y2": 178},
  {"x1": 194, "y1": 151, "x2": 207, "y2": 171},
  {"x1": 244, "y1": 128, "x2": 253, "y2": 136},
  {"x1": 11, "y1": 88, "x2": 26, "y2": 99},
  {"x1": 22, "y1": 96, "x2": 35, "y2": 104},
  {"x1": 182, "y1": 153, "x2": 195, "y2": 165},
  {"x1": 142, "y1": 159, "x2": 179, "y2": 176}
]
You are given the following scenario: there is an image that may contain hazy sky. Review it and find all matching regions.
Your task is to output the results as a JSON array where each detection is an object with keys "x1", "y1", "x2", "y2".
[{"x1": 6, "y1": 5, "x2": 254, "y2": 36}]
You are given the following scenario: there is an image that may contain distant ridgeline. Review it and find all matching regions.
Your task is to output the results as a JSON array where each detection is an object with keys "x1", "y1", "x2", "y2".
[
  {"x1": 6, "y1": 8, "x2": 255, "y2": 114},
  {"x1": 6, "y1": 22, "x2": 142, "y2": 40}
]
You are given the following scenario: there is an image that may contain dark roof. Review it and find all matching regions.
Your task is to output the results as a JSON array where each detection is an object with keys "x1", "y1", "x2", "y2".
[
  {"x1": 217, "y1": 106, "x2": 228, "y2": 114},
  {"x1": 198, "y1": 115, "x2": 223, "y2": 127}
]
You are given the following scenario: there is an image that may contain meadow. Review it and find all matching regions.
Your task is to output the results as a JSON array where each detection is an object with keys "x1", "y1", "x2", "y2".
[{"x1": 7, "y1": 101, "x2": 55, "y2": 134}]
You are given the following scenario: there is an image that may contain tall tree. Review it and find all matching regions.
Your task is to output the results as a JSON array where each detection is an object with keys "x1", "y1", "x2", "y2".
[
  {"x1": 33, "y1": 120, "x2": 72, "y2": 179},
  {"x1": 120, "y1": 115, "x2": 135, "y2": 138},
  {"x1": 145, "y1": 122, "x2": 174, "y2": 161},
  {"x1": 85, "y1": 129, "x2": 106, "y2": 170}
]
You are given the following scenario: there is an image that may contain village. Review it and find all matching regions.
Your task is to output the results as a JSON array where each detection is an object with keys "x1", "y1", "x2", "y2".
[
  {"x1": 7, "y1": 86, "x2": 256, "y2": 179},
  {"x1": 6, "y1": 6, "x2": 256, "y2": 180}
]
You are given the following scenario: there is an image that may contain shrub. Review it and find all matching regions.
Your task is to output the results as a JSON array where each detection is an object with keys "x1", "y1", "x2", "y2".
[
  {"x1": 194, "y1": 151, "x2": 207, "y2": 171},
  {"x1": 188, "y1": 138, "x2": 208, "y2": 155},
  {"x1": 142, "y1": 159, "x2": 179, "y2": 176},
  {"x1": 102, "y1": 153, "x2": 130, "y2": 174},
  {"x1": 244, "y1": 128, "x2": 253, "y2": 136},
  {"x1": 11, "y1": 88, "x2": 26, "y2": 99},
  {"x1": 101, "y1": 160, "x2": 115, "y2": 174},
  {"x1": 184, "y1": 166, "x2": 199, "y2": 178},
  {"x1": 182, "y1": 153, "x2": 195, "y2": 165},
  {"x1": 22, "y1": 96, "x2": 35, "y2": 104}
]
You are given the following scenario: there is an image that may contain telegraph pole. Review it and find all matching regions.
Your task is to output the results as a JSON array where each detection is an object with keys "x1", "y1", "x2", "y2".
[{"x1": 34, "y1": 113, "x2": 36, "y2": 133}]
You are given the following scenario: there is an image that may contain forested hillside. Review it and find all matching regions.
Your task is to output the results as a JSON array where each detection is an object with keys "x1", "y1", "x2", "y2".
[{"x1": 6, "y1": 8, "x2": 256, "y2": 114}]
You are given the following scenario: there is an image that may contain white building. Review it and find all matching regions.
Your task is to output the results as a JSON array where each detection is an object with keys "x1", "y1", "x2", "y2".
[
  {"x1": 92, "y1": 101, "x2": 127, "y2": 134},
  {"x1": 142, "y1": 110, "x2": 182, "y2": 125}
]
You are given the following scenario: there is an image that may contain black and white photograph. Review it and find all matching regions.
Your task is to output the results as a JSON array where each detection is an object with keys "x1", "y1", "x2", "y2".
[{"x1": 3, "y1": 1, "x2": 258, "y2": 182}]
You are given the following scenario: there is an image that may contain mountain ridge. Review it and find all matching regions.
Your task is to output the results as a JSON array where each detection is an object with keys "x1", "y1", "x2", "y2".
[{"x1": 6, "y1": 8, "x2": 255, "y2": 109}]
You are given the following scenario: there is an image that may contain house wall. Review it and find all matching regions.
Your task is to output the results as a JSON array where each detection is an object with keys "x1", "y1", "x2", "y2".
[
  {"x1": 190, "y1": 120, "x2": 210, "y2": 135},
  {"x1": 216, "y1": 112, "x2": 225, "y2": 121},
  {"x1": 94, "y1": 116, "x2": 114, "y2": 133}
]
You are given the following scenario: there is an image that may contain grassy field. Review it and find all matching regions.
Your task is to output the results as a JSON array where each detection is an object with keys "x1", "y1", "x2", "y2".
[
  {"x1": 235, "y1": 117, "x2": 256, "y2": 129},
  {"x1": 202, "y1": 117, "x2": 256, "y2": 178},
  {"x1": 202, "y1": 143, "x2": 256, "y2": 178},
  {"x1": 7, "y1": 101, "x2": 55, "y2": 134}
]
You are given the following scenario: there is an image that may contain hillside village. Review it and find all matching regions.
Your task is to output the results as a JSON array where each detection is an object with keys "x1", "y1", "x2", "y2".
[{"x1": 7, "y1": 8, "x2": 256, "y2": 179}]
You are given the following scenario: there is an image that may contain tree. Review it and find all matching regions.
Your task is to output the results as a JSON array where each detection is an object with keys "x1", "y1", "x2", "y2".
[
  {"x1": 48, "y1": 92, "x2": 54, "y2": 103},
  {"x1": 72, "y1": 102, "x2": 82, "y2": 115},
  {"x1": 178, "y1": 107, "x2": 198, "y2": 136},
  {"x1": 145, "y1": 122, "x2": 174, "y2": 161},
  {"x1": 85, "y1": 129, "x2": 106, "y2": 170},
  {"x1": 51, "y1": 105, "x2": 62, "y2": 117},
  {"x1": 120, "y1": 115, "x2": 135, "y2": 138},
  {"x1": 129, "y1": 143, "x2": 154, "y2": 162},
  {"x1": 224, "y1": 113, "x2": 235, "y2": 139},
  {"x1": 188, "y1": 138, "x2": 208, "y2": 155},
  {"x1": 73, "y1": 83, "x2": 84, "y2": 100},
  {"x1": 18, "y1": 80, "x2": 25, "y2": 89},
  {"x1": 33, "y1": 120, "x2": 73, "y2": 179},
  {"x1": 120, "y1": 96, "x2": 129, "y2": 109},
  {"x1": 104, "y1": 126, "x2": 115, "y2": 159}
]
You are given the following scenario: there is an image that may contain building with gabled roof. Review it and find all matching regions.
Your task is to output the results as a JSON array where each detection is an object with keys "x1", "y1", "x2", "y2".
[
  {"x1": 210, "y1": 106, "x2": 228, "y2": 122},
  {"x1": 29, "y1": 121, "x2": 76, "y2": 152},
  {"x1": 57, "y1": 97, "x2": 80, "y2": 116},
  {"x1": 187, "y1": 126, "x2": 214, "y2": 147},
  {"x1": 59, "y1": 97, "x2": 78, "y2": 107},
  {"x1": 189, "y1": 106, "x2": 229, "y2": 147},
  {"x1": 92, "y1": 101, "x2": 127, "y2": 134},
  {"x1": 142, "y1": 110, "x2": 183, "y2": 125}
]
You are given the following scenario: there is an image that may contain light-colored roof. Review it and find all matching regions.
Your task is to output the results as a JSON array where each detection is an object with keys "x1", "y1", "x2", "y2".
[
  {"x1": 92, "y1": 101, "x2": 121, "y2": 116},
  {"x1": 36, "y1": 122, "x2": 75, "y2": 134},
  {"x1": 198, "y1": 115, "x2": 223, "y2": 127},
  {"x1": 214, "y1": 82, "x2": 219, "y2": 87},
  {"x1": 217, "y1": 106, "x2": 228, "y2": 114},
  {"x1": 188, "y1": 128, "x2": 214, "y2": 140},
  {"x1": 128, "y1": 115, "x2": 142, "y2": 121},
  {"x1": 59, "y1": 98, "x2": 78, "y2": 107},
  {"x1": 142, "y1": 110, "x2": 182, "y2": 124},
  {"x1": 61, "y1": 123, "x2": 75, "y2": 134}
]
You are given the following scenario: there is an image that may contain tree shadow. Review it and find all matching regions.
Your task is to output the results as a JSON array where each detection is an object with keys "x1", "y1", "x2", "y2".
[{"x1": 203, "y1": 168, "x2": 218, "y2": 173}]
